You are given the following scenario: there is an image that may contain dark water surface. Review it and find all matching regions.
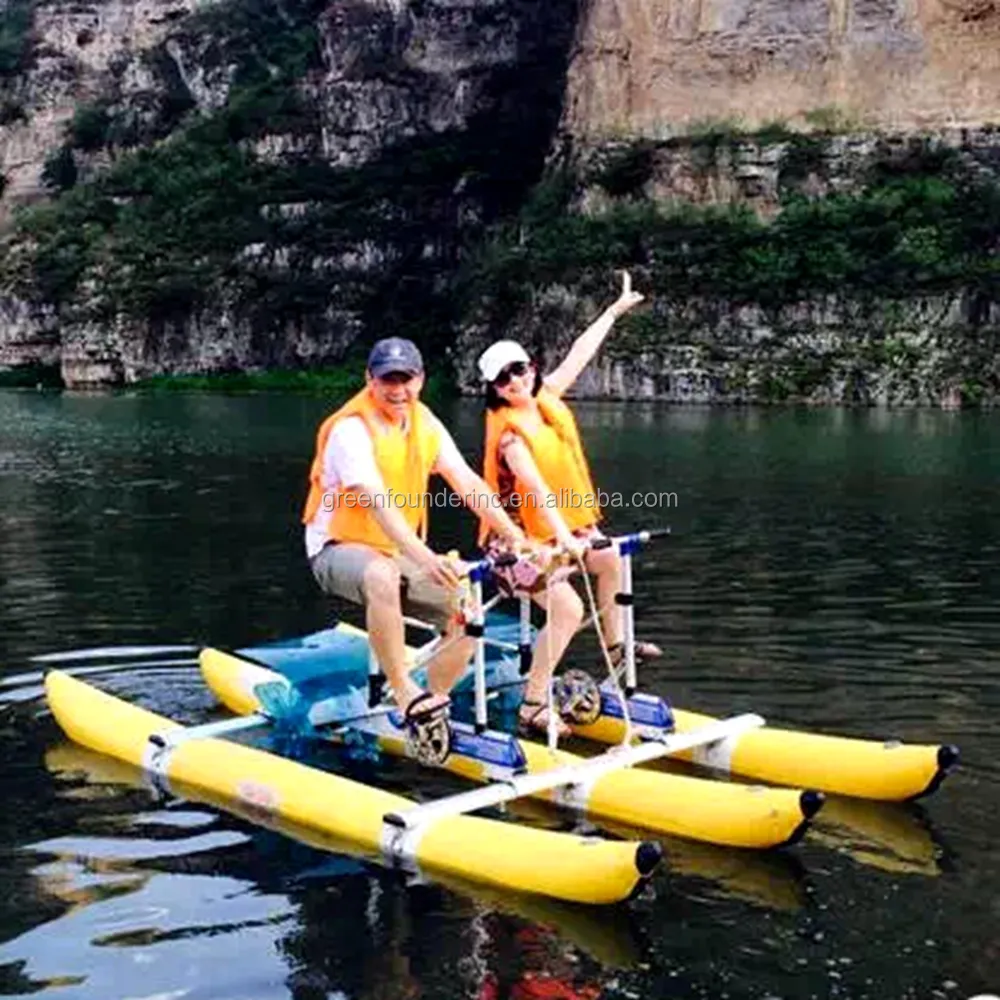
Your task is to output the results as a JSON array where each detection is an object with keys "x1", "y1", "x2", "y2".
[{"x1": 1, "y1": 389, "x2": 997, "y2": 1000}]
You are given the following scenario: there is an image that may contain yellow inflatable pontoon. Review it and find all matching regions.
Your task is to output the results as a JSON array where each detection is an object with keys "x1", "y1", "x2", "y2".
[
  {"x1": 43, "y1": 670, "x2": 661, "y2": 906},
  {"x1": 44, "y1": 740, "x2": 646, "y2": 967},
  {"x1": 200, "y1": 648, "x2": 823, "y2": 850},
  {"x1": 574, "y1": 708, "x2": 959, "y2": 802}
]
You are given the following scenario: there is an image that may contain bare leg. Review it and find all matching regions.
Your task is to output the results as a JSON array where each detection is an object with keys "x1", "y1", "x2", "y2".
[
  {"x1": 586, "y1": 546, "x2": 623, "y2": 648},
  {"x1": 362, "y1": 557, "x2": 448, "y2": 714},
  {"x1": 522, "y1": 580, "x2": 584, "y2": 705},
  {"x1": 586, "y1": 544, "x2": 662, "y2": 662},
  {"x1": 424, "y1": 617, "x2": 476, "y2": 694}
]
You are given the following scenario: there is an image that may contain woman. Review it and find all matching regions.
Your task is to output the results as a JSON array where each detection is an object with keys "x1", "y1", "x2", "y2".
[{"x1": 478, "y1": 271, "x2": 662, "y2": 736}]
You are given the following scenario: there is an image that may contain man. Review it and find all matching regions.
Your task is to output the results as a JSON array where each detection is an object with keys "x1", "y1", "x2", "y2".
[{"x1": 302, "y1": 337, "x2": 532, "y2": 732}]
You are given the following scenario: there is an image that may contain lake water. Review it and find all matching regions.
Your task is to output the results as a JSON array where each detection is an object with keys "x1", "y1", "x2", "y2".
[{"x1": 0, "y1": 388, "x2": 997, "y2": 1000}]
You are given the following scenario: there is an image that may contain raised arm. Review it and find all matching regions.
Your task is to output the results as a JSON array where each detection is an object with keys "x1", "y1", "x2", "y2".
[{"x1": 543, "y1": 270, "x2": 645, "y2": 398}]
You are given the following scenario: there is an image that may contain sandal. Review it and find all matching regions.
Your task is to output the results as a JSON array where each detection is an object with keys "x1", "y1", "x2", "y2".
[
  {"x1": 402, "y1": 690, "x2": 450, "y2": 723},
  {"x1": 607, "y1": 640, "x2": 663, "y2": 670},
  {"x1": 518, "y1": 698, "x2": 571, "y2": 738}
]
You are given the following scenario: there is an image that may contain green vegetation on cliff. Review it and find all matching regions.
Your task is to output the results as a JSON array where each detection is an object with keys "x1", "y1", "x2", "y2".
[
  {"x1": 463, "y1": 140, "x2": 1000, "y2": 351},
  {"x1": 0, "y1": 0, "x2": 574, "y2": 375},
  {"x1": 132, "y1": 366, "x2": 457, "y2": 405},
  {"x1": 0, "y1": 0, "x2": 33, "y2": 81},
  {"x1": 4, "y1": 0, "x2": 326, "y2": 325},
  {"x1": 2, "y1": 0, "x2": 998, "y2": 395}
]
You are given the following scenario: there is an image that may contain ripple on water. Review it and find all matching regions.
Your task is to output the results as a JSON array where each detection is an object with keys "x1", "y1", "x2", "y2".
[{"x1": 1, "y1": 866, "x2": 297, "y2": 1000}]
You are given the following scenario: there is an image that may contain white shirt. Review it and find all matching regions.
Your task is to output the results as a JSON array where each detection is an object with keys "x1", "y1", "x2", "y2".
[{"x1": 304, "y1": 412, "x2": 464, "y2": 559}]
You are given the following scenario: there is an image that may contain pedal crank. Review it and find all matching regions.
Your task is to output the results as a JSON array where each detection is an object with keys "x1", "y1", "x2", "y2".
[{"x1": 405, "y1": 710, "x2": 453, "y2": 766}]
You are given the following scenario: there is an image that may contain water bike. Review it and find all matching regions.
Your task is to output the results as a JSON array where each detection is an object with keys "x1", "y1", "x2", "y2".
[
  {"x1": 197, "y1": 533, "x2": 821, "y2": 851},
  {"x1": 41, "y1": 544, "x2": 763, "y2": 905},
  {"x1": 200, "y1": 525, "x2": 958, "y2": 861}
]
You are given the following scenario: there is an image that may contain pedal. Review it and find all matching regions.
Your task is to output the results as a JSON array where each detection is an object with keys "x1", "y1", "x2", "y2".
[
  {"x1": 405, "y1": 711, "x2": 452, "y2": 766},
  {"x1": 553, "y1": 669, "x2": 602, "y2": 725}
]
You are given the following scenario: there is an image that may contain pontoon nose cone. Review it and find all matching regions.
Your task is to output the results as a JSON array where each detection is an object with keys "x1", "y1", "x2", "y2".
[
  {"x1": 913, "y1": 743, "x2": 962, "y2": 799},
  {"x1": 635, "y1": 840, "x2": 663, "y2": 877},
  {"x1": 800, "y1": 789, "x2": 825, "y2": 819},
  {"x1": 938, "y1": 744, "x2": 960, "y2": 772}
]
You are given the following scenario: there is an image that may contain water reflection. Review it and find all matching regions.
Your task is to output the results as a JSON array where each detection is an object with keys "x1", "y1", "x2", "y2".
[
  {"x1": 809, "y1": 796, "x2": 946, "y2": 878},
  {"x1": 36, "y1": 741, "x2": 644, "y2": 977},
  {"x1": 0, "y1": 739, "x2": 655, "y2": 1000}
]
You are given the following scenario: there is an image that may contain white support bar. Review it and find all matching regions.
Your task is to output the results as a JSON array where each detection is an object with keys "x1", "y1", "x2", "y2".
[
  {"x1": 402, "y1": 615, "x2": 442, "y2": 634},
  {"x1": 408, "y1": 631, "x2": 517, "y2": 663},
  {"x1": 314, "y1": 700, "x2": 397, "y2": 729},
  {"x1": 150, "y1": 712, "x2": 270, "y2": 748},
  {"x1": 149, "y1": 680, "x2": 396, "y2": 751},
  {"x1": 620, "y1": 551, "x2": 637, "y2": 694},
  {"x1": 485, "y1": 637, "x2": 519, "y2": 653},
  {"x1": 401, "y1": 590, "x2": 506, "y2": 646},
  {"x1": 382, "y1": 712, "x2": 765, "y2": 830},
  {"x1": 471, "y1": 576, "x2": 489, "y2": 732}
]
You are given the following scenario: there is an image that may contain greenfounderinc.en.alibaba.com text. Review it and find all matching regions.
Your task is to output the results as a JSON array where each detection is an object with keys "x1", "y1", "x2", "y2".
[{"x1": 320, "y1": 487, "x2": 679, "y2": 512}]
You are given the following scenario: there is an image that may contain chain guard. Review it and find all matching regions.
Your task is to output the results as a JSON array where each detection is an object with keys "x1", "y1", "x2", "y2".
[
  {"x1": 552, "y1": 669, "x2": 602, "y2": 725},
  {"x1": 405, "y1": 710, "x2": 453, "y2": 766}
]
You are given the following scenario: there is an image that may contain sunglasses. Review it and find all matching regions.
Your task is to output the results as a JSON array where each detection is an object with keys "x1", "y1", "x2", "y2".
[{"x1": 493, "y1": 361, "x2": 531, "y2": 388}]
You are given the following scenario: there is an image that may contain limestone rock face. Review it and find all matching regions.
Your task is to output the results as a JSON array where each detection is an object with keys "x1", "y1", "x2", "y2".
[
  {"x1": 565, "y1": 0, "x2": 1000, "y2": 139},
  {"x1": 454, "y1": 288, "x2": 1000, "y2": 408},
  {"x1": 0, "y1": 0, "x2": 579, "y2": 385},
  {"x1": 0, "y1": 0, "x2": 204, "y2": 214},
  {"x1": 2, "y1": 0, "x2": 999, "y2": 398},
  {"x1": 316, "y1": 0, "x2": 524, "y2": 168}
]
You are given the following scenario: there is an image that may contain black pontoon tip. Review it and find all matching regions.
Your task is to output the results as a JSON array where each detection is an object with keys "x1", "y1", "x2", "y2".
[
  {"x1": 937, "y1": 744, "x2": 960, "y2": 772},
  {"x1": 910, "y1": 743, "x2": 961, "y2": 800},
  {"x1": 635, "y1": 840, "x2": 663, "y2": 877},
  {"x1": 800, "y1": 789, "x2": 825, "y2": 820},
  {"x1": 781, "y1": 790, "x2": 825, "y2": 847}
]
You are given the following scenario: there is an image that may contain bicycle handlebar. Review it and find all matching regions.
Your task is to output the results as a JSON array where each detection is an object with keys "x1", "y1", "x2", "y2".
[{"x1": 461, "y1": 525, "x2": 671, "y2": 582}]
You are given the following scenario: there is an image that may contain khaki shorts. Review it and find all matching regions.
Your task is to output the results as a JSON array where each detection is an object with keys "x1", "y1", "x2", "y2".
[{"x1": 310, "y1": 542, "x2": 458, "y2": 631}]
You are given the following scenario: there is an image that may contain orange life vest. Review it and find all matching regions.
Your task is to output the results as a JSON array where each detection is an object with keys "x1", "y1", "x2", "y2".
[
  {"x1": 302, "y1": 387, "x2": 441, "y2": 554},
  {"x1": 481, "y1": 385, "x2": 600, "y2": 543}
]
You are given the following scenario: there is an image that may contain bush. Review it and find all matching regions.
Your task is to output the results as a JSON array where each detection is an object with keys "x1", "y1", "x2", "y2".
[
  {"x1": 41, "y1": 146, "x2": 77, "y2": 192},
  {"x1": 0, "y1": 0, "x2": 34, "y2": 80},
  {"x1": 68, "y1": 103, "x2": 113, "y2": 151}
]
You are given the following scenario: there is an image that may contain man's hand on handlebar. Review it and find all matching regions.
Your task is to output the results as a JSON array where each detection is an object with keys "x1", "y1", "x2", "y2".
[{"x1": 416, "y1": 548, "x2": 465, "y2": 590}]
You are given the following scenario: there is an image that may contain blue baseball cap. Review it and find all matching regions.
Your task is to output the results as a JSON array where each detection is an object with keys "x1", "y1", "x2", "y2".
[{"x1": 367, "y1": 337, "x2": 424, "y2": 378}]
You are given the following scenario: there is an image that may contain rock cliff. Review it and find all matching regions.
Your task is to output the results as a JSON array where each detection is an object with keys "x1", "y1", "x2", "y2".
[
  {"x1": 1, "y1": 0, "x2": 581, "y2": 385},
  {"x1": 1, "y1": 0, "x2": 999, "y2": 403},
  {"x1": 565, "y1": 0, "x2": 1000, "y2": 139}
]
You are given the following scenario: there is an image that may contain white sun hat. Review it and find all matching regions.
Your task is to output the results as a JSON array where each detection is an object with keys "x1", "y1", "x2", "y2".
[{"x1": 477, "y1": 340, "x2": 531, "y2": 382}]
